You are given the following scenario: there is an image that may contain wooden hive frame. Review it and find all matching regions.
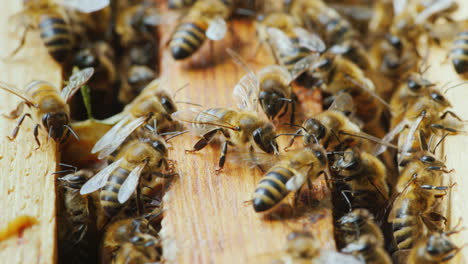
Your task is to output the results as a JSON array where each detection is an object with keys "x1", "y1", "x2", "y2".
[{"x1": 0, "y1": 1, "x2": 467, "y2": 264}]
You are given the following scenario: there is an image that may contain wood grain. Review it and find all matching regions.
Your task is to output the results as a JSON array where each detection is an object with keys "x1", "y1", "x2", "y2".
[
  {"x1": 0, "y1": 2, "x2": 60, "y2": 264},
  {"x1": 158, "y1": 14, "x2": 333, "y2": 264}
]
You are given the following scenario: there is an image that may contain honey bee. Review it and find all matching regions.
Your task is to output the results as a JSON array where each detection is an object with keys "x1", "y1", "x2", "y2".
[
  {"x1": 80, "y1": 128, "x2": 175, "y2": 220},
  {"x1": 0, "y1": 67, "x2": 94, "y2": 146},
  {"x1": 331, "y1": 147, "x2": 389, "y2": 215},
  {"x1": 341, "y1": 234, "x2": 392, "y2": 264},
  {"x1": 252, "y1": 144, "x2": 327, "y2": 212},
  {"x1": 227, "y1": 48, "x2": 298, "y2": 123},
  {"x1": 408, "y1": 230, "x2": 464, "y2": 264},
  {"x1": 289, "y1": 0, "x2": 358, "y2": 46},
  {"x1": 328, "y1": 39, "x2": 371, "y2": 71},
  {"x1": 57, "y1": 170, "x2": 93, "y2": 262},
  {"x1": 368, "y1": 0, "x2": 394, "y2": 37},
  {"x1": 91, "y1": 79, "x2": 179, "y2": 159},
  {"x1": 169, "y1": 0, "x2": 234, "y2": 60},
  {"x1": 119, "y1": 65, "x2": 157, "y2": 104},
  {"x1": 7, "y1": 0, "x2": 109, "y2": 64},
  {"x1": 388, "y1": 174, "x2": 451, "y2": 250},
  {"x1": 255, "y1": 12, "x2": 325, "y2": 74},
  {"x1": 337, "y1": 209, "x2": 385, "y2": 247},
  {"x1": 168, "y1": 0, "x2": 197, "y2": 9},
  {"x1": 172, "y1": 77, "x2": 279, "y2": 171},
  {"x1": 451, "y1": 31, "x2": 468, "y2": 79},
  {"x1": 102, "y1": 217, "x2": 161, "y2": 264}
]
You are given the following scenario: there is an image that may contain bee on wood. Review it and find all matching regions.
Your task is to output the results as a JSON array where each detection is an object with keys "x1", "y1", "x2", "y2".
[
  {"x1": 331, "y1": 147, "x2": 389, "y2": 215},
  {"x1": 102, "y1": 217, "x2": 162, "y2": 264},
  {"x1": 80, "y1": 128, "x2": 177, "y2": 220},
  {"x1": 172, "y1": 74, "x2": 279, "y2": 172},
  {"x1": 91, "y1": 79, "x2": 179, "y2": 160},
  {"x1": 255, "y1": 12, "x2": 325, "y2": 74},
  {"x1": 7, "y1": 0, "x2": 109, "y2": 64},
  {"x1": 408, "y1": 230, "x2": 464, "y2": 264},
  {"x1": 251, "y1": 144, "x2": 327, "y2": 213},
  {"x1": 450, "y1": 31, "x2": 468, "y2": 79},
  {"x1": 227, "y1": 48, "x2": 298, "y2": 124},
  {"x1": 388, "y1": 174, "x2": 451, "y2": 250},
  {"x1": 337, "y1": 209, "x2": 385, "y2": 247},
  {"x1": 168, "y1": 0, "x2": 197, "y2": 9},
  {"x1": 0, "y1": 67, "x2": 94, "y2": 146},
  {"x1": 169, "y1": 0, "x2": 234, "y2": 60},
  {"x1": 341, "y1": 234, "x2": 392, "y2": 264},
  {"x1": 289, "y1": 0, "x2": 358, "y2": 46}
]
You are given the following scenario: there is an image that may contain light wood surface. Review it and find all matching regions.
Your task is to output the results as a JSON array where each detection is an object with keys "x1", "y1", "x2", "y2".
[
  {"x1": 0, "y1": 1, "x2": 60, "y2": 264},
  {"x1": 158, "y1": 14, "x2": 333, "y2": 264}
]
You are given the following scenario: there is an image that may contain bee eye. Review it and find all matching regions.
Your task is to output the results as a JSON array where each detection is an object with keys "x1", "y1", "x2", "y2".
[
  {"x1": 42, "y1": 113, "x2": 51, "y2": 128},
  {"x1": 388, "y1": 35, "x2": 402, "y2": 50},
  {"x1": 408, "y1": 79, "x2": 422, "y2": 91},
  {"x1": 421, "y1": 155, "x2": 436, "y2": 163},
  {"x1": 152, "y1": 141, "x2": 167, "y2": 154},
  {"x1": 314, "y1": 150, "x2": 326, "y2": 165},
  {"x1": 161, "y1": 96, "x2": 176, "y2": 113},
  {"x1": 430, "y1": 92, "x2": 445, "y2": 102}
]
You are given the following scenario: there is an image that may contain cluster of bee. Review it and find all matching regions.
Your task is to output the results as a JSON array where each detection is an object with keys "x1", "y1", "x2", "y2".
[{"x1": 1, "y1": 0, "x2": 467, "y2": 263}]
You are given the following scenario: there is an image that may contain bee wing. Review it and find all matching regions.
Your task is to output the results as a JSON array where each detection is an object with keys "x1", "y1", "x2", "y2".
[
  {"x1": 206, "y1": 16, "x2": 227, "y2": 41},
  {"x1": 288, "y1": 53, "x2": 319, "y2": 82},
  {"x1": 293, "y1": 27, "x2": 326, "y2": 53},
  {"x1": 62, "y1": 0, "x2": 110, "y2": 13},
  {"x1": 80, "y1": 159, "x2": 123, "y2": 195},
  {"x1": 61, "y1": 67, "x2": 94, "y2": 103},
  {"x1": 415, "y1": 0, "x2": 455, "y2": 24},
  {"x1": 398, "y1": 113, "x2": 425, "y2": 164},
  {"x1": 345, "y1": 75, "x2": 393, "y2": 113},
  {"x1": 91, "y1": 116, "x2": 131, "y2": 154},
  {"x1": 328, "y1": 92, "x2": 355, "y2": 115},
  {"x1": 266, "y1": 27, "x2": 295, "y2": 55},
  {"x1": 373, "y1": 120, "x2": 408, "y2": 156},
  {"x1": 118, "y1": 164, "x2": 146, "y2": 204},
  {"x1": 0, "y1": 81, "x2": 37, "y2": 107},
  {"x1": 286, "y1": 172, "x2": 307, "y2": 192},
  {"x1": 172, "y1": 108, "x2": 240, "y2": 131},
  {"x1": 97, "y1": 116, "x2": 149, "y2": 159}
]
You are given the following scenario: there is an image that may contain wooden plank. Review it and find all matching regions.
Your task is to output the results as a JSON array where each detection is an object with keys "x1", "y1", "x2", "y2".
[
  {"x1": 0, "y1": 2, "x2": 60, "y2": 264},
  {"x1": 158, "y1": 11, "x2": 333, "y2": 263}
]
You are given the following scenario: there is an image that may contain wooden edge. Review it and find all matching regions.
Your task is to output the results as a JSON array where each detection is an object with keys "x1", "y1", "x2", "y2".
[{"x1": 0, "y1": 2, "x2": 61, "y2": 264}]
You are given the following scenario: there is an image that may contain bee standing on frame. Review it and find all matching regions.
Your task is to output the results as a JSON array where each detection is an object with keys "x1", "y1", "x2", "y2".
[
  {"x1": 7, "y1": 0, "x2": 109, "y2": 64},
  {"x1": 451, "y1": 31, "x2": 468, "y2": 79},
  {"x1": 0, "y1": 68, "x2": 94, "y2": 146},
  {"x1": 169, "y1": 0, "x2": 234, "y2": 60}
]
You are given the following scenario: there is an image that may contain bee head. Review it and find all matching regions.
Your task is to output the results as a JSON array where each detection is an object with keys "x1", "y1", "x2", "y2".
[
  {"x1": 338, "y1": 209, "x2": 371, "y2": 230},
  {"x1": 42, "y1": 112, "x2": 69, "y2": 141},
  {"x1": 429, "y1": 91, "x2": 451, "y2": 107},
  {"x1": 253, "y1": 123, "x2": 278, "y2": 154},
  {"x1": 387, "y1": 34, "x2": 403, "y2": 51},
  {"x1": 150, "y1": 139, "x2": 167, "y2": 156},
  {"x1": 58, "y1": 172, "x2": 88, "y2": 189},
  {"x1": 311, "y1": 144, "x2": 327, "y2": 166},
  {"x1": 158, "y1": 92, "x2": 177, "y2": 114},
  {"x1": 331, "y1": 148, "x2": 360, "y2": 174},
  {"x1": 303, "y1": 118, "x2": 326, "y2": 144},
  {"x1": 258, "y1": 87, "x2": 285, "y2": 120}
]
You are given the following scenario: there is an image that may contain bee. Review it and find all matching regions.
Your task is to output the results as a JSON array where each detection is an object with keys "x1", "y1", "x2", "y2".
[
  {"x1": 368, "y1": 0, "x2": 394, "y2": 37},
  {"x1": 80, "y1": 128, "x2": 176, "y2": 220},
  {"x1": 289, "y1": 0, "x2": 358, "y2": 46},
  {"x1": 328, "y1": 39, "x2": 371, "y2": 71},
  {"x1": 0, "y1": 67, "x2": 94, "y2": 146},
  {"x1": 172, "y1": 77, "x2": 279, "y2": 172},
  {"x1": 337, "y1": 209, "x2": 385, "y2": 247},
  {"x1": 169, "y1": 0, "x2": 234, "y2": 60},
  {"x1": 450, "y1": 31, "x2": 468, "y2": 79},
  {"x1": 7, "y1": 0, "x2": 109, "y2": 64},
  {"x1": 255, "y1": 12, "x2": 325, "y2": 74},
  {"x1": 102, "y1": 217, "x2": 161, "y2": 264},
  {"x1": 252, "y1": 144, "x2": 327, "y2": 212},
  {"x1": 227, "y1": 48, "x2": 298, "y2": 124},
  {"x1": 168, "y1": 0, "x2": 197, "y2": 9},
  {"x1": 408, "y1": 231, "x2": 464, "y2": 264},
  {"x1": 388, "y1": 174, "x2": 451, "y2": 250},
  {"x1": 341, "y1": 234, "x2": 392, "y2": 264},
  {"x1": 331, "y1": 147, "x2": 389, "y2": 215},
  {"x1": 57, "y1": 170, "x2": 94, "y2": 263},
  {"x1": 119, "y1": 65, "x2": 157, "y2": 104},
  {"x1": 91, "y1": 79, "x2": 179, "y2": 159}
]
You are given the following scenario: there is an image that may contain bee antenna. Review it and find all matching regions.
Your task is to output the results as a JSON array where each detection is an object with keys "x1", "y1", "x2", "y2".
[
  {"x1": 165, "y1": 130, "x2": 190, "y2": 141},
  {"x1": 443, "y1": 81, "x2": 468, "y2": 95},
  {"x1": 175, "y1": 101, "x2": 202, "y2": 107},
  {"x1": 271, "y1": 142, "x2": 279, "y2": 155},
  {"x1": 173, "y1": 83, "x2": 190, "y2": 99},
  {"x1": 64, "y1": 125, "x2": 79, "y2": 141},
  {"x1": 432, "y1": 133, "x2": 449, "y2": 154},
  {"x1": 274, "y1": 133, "x2": 304, "y2": 138}
]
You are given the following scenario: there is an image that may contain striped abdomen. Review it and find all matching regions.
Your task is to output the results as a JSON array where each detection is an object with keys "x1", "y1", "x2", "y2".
[
  {"x1": 168, "y1": 0, "x2": 197, "y2": 9},
  {"x1": 253, "y1": 166, "x2": 295, "y2": 212},
  {"x1": 325, "y1": 18, "x2": 355, "y2": 45},
  {"x1": 100, "y1": 167, "x2": 130, "y2": 217},
  {"x1": 451, "y1": 31, "x2": 468, "y2": 78},
  {"x1": 169, "y1": 21, "x2": 207, "y2": 60},
  {"x1": 277, "y1": 37, "x2": 310, "y2": 72},
  {"x1": 38, "y1": 14, "x2": 72, "y2": 63},
  {"x1": 391, "y1": 203, "x2": 421, "y2": 250}
]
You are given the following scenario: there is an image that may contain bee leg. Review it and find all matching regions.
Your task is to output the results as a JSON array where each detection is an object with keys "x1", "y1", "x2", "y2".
[
  {"x1": 7, "y1": 113, "x2": 31, "y2": 141},
  {"x1": 215, "y1": 141, "x2": 229, "y2": 173},
  {"x1": 186, "y1": 128, "x2": 221, "y2": 153},
  {"x1": 250, "y1": 145, "x2": 265, "y2": 172},
  {"x1": 440, "y1": 110, "x2": 464, "y2": 121},
  {"x1": 5, "y1": 25, "x2": 32, "y2": 60},
  {"x1": 340, "y1": 190, "x2": 354, "y2": 212},
  {"x1": 284, "y1": 129, "x2": 302, "y2": 151},
  {"x1": 430, "y1": 124, "x2": 459, "y2": 134},
  {"x1": 3, "y1": 102, "x2": 25, "y2": 119},
  {"x1": 33, "y1": 124, "x2": 41, "y2": 149}
]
